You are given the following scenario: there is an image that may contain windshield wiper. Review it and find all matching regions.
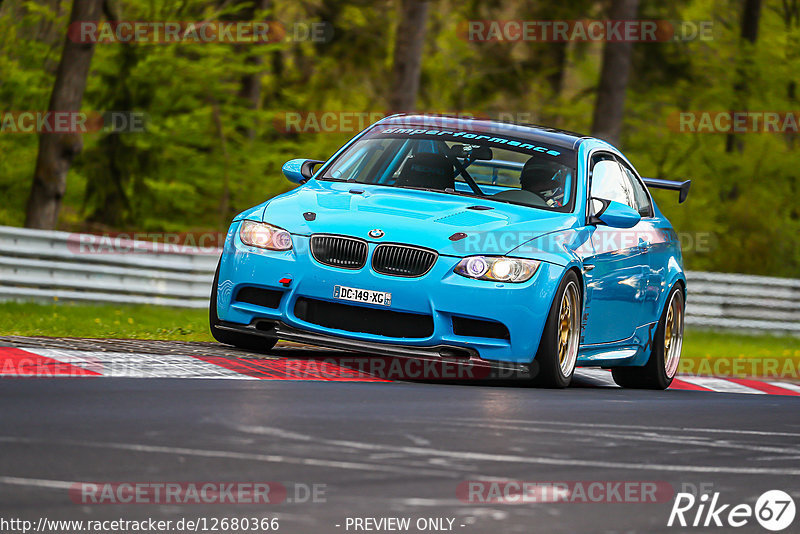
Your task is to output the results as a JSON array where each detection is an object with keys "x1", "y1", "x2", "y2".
[
  {"x1": 394, "y1": 185, "x2": 449, "y2": 194},
  {"x1": 395, "y1": 185, "x2": 485, "y2": 200}
]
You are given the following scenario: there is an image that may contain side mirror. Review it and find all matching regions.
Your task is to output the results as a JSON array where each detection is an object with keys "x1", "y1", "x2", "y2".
[
  {"x1": 282, "y1": 158, "x2": 325, "y2": 184},
  {"x1": 589, "y1": 198, "x2": 641, "y2": 229}
]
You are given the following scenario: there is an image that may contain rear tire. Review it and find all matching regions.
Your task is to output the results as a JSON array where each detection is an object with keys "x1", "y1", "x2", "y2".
[
  {"x1": 530, "y1": 270, "x2": 582, "y2": 388},
  {"x1": 612, "y1": 284, "x2": 684, "y2": 390},
  {"x1": 210, "y1": 261, "x2": 278, "y2": 352}
]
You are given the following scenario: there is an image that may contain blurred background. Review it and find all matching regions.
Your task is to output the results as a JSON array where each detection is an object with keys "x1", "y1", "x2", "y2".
[
  {"x1": 2, "y1": 0, "x2": 799, "y2": 275},
  {"x1": 0, "y1": 0, "x2": 797, "y2": 375}
]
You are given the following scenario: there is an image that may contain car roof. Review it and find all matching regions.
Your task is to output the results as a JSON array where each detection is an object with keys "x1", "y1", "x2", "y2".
[{"x1": 375, "y1": 114, "x2": 591, "y2": 150}]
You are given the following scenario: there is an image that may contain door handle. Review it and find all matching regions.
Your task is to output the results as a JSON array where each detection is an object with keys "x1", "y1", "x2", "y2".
[{"x1": 637, "y1": 239, "x2": 651, "y2": 251}]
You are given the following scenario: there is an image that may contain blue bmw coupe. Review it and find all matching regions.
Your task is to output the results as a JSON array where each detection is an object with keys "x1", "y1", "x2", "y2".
[{"x1": 210, "y1": 115, "x2": 690, "y2": 388}]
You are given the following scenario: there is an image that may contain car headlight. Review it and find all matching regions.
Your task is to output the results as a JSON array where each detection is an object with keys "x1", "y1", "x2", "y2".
[
  {"x1": 454, "y1": 256, "x2": 540, "y2": 283},
  {"x1": 239, "y1": 220, "x2": 293, "y2": 251}
]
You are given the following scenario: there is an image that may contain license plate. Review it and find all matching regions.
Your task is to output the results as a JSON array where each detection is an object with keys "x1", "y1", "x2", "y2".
[{"x1": 333, "y1": 285, "x2": 392, "y2": 306}]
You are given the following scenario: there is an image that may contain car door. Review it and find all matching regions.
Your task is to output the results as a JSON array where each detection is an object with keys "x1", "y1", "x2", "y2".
[
  {"x1": 616, "y1": 158, "x2": 663, "y2": 325},
  {"x1": 581, "y1": 154, "x2": 650, "y2": 345}
]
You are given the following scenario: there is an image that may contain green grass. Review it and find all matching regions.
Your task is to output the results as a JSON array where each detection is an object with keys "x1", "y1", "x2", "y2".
[
  {"x1": 0, "y1": 301, "x2": 213, "y2": 341},
  {"x1": 679, "y1": 329, "x2": 800, "y2": 380},
  {"x1": 1, "y1": 302, "x2": 798, "y2": 380}
]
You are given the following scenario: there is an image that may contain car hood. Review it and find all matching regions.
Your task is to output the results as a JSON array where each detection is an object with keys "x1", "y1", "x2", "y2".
[{"x1": 256, "y1": 180, "x2": 578, "y2": 257}]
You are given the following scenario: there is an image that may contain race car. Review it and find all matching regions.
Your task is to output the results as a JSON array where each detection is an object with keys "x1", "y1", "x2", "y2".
[{"x1": 210, "y1": 115, "x2": 690, "y2": 388}]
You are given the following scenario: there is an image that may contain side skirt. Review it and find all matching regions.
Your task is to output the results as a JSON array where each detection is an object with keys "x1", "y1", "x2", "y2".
[{"x1": 576, "y1": 322, "x2": 657, "y2": 367}]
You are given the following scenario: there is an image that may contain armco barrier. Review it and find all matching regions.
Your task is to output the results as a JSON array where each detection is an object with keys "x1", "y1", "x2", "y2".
[
  {"x1": 684, "y1": 271, "x2": 800, "y2": 336},
  {"x1": 0, "y1": 225, "x2": 797, "y2": 335},
  {"x1": 0, "y1": 226, "x2": 218, "y2": 309}
]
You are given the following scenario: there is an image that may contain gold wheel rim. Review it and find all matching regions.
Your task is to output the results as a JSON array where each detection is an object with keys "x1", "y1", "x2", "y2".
[
  {"x1": 663, "y1": 291, "x2": 684, "y2": 379},
  {"x1": 558, "y1": 281, "x2": 580, "y2": 376},
  {"x1": 558, "y1": 296, "x2": 571, "y2": 363},
  {"x1": 664, "y1": 306, "x2": 673, "y2": 351}
]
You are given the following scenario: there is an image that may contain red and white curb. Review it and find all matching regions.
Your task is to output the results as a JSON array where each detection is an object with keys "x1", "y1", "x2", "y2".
[
  {"x1": 574, "y1": 368, "x2": 800, "y2": 395},
  {"x1": 0, "y1": 346, "x2": 384, "y2": 382},
  {"x1": 1, "y1": 346, "x2": 799, "y2": 395}
]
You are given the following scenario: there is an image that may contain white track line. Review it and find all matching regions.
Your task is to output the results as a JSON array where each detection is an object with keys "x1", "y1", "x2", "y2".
[
  {"x1": 0, "y1": 476, "x2": 75, "y2": 490},
  {"x1": 676, "y1": 376, "x2": 766, "y2": 394},
  {"x1": 435, "y1": 419, "x2": 800, "y2": 456},
  {"x1": 233, "y1": 425, "x2": 800, "y2": 476},
  {"x1": 0, "y1": 437, "x2": 454, "y2": 477},
  {"x1": 446, "y1": 418, "x2": 800, "y2": 438}
]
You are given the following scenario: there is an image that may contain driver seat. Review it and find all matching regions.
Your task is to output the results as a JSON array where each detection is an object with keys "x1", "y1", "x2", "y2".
[
  {"x1": 520, "y1": 158, "x2": 560, "y2": 193},
  {"x1": 396, "y1": 152, "x2": 455, "y2": 191}
]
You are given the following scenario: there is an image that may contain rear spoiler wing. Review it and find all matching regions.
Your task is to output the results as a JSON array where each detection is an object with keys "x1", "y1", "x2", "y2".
[{"x1": 642, "y1": 178, "x2": 691, "y2": 203}]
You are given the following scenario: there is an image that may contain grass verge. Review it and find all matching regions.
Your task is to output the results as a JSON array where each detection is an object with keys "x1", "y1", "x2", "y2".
[
  {"x1": 1, "y1": 302, "x2": 798, "y2": 380},
  {"x1": 679, "y1": 329, "x2": 799, "y2": 381},
  {"x1": 0, "y1": 301, "x2": 213, "y2": 341}
]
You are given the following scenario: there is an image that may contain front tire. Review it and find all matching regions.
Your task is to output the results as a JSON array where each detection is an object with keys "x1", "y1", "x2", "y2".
[
  {"x1": 209, "y1": 261, "x2": 278, "y2": 352},
  {"x1": 612, "y1": 284, "x2": 684, "y2": 390},
  {"x1": 530, "y1": 270, "x2": 582, "y2": 388}
]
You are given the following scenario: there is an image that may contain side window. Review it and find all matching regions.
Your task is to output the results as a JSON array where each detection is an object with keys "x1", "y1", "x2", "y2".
[
  {"x1": 619, "y1": 162, "x2": 653, "y2": 217},
  {"x1": 329, "y1": 138, "x2": 393, "y2": 181},
  {"x1": 590, "y1": 155, "x2": 636, "y2": 210}
]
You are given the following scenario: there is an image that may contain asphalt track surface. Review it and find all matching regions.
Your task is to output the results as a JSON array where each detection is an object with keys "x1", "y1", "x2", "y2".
[{"x1": 1, "y1": 337, "x2": 799, "y2": 534}]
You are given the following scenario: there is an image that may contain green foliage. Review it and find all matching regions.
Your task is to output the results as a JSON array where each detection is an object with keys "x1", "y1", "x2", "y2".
[
  {"x1": 0, "y1": 0, "x2": 798, "y2": 276},
  {"x1": 621, "y1": 0, "x2": 800, "y2": 276},
  {"x1": 0, "y1": 0, "x2": 68, "y2": 226}
]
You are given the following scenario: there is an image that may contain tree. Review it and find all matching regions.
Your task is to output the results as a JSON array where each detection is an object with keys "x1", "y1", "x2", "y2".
[
  {"x1": 778, "y1": 0, "x2": 799, "y2": 148},
  {"x1": 389, "y1": 0, "x2": 430, "y2": 112},
  {"x1": 591, "y1": 0, "x2": 640, "y2": 146},
  {"x1": 24, "y1": 0, "x2": 104, "y2": 229},
  {"x1": 725, "y1": 0, "x2": 762, "y2": 153},
  {"x1": 229, "y1": 0, "x2": 270, "y2": 140}
]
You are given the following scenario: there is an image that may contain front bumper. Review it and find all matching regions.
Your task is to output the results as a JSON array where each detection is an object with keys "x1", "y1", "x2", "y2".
[
  {"x1": 216, "y1": 320, "x2": 529, "y2": 376},
  {"x1": 216, "y1": 227, "x2": 564, "y2": 365}
]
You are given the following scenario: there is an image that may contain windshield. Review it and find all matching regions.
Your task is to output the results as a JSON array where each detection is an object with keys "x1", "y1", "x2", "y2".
[{"x1": 320, "y1": 126, "x2": 578, "y2": 212}]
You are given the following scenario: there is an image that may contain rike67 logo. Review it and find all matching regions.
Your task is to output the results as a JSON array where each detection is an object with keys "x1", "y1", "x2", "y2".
[{"x1": 668, "y1": 490, "x2": 795, "y2": 531}]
